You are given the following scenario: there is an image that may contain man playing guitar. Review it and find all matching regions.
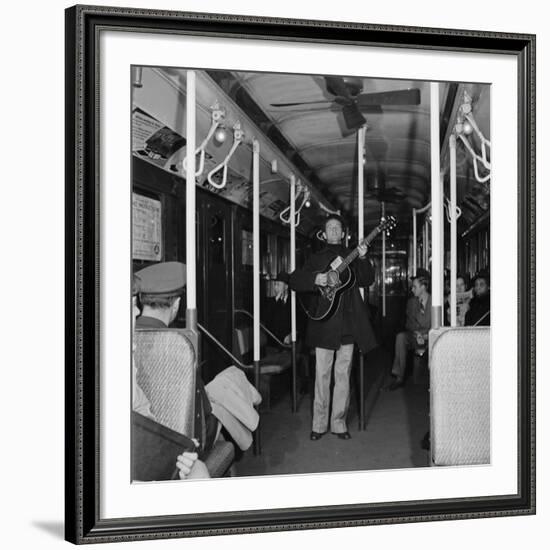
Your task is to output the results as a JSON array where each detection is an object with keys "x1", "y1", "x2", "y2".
[{"x1": 289, "y1": 214, "x2": 377, "y2": 441}]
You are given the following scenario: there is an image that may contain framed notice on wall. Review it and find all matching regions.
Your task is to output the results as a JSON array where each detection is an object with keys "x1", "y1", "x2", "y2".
[{"x1": 132, "y1": 193, "x2": 162, "y2": 261}]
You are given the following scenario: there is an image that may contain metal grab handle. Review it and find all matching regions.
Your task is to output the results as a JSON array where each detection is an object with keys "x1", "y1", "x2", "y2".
[
  {"x1": 234, "y1": 309, "x2": 292, "y2": 349},
  {"x1": 279, "y1": 181, "x2": 309, "y2": 227},
  {"x1": 183, "y1": 106, "x2": 225, "y2": 178},
  {"x1": 207, "y1": 123, "x2": 244, "y2": 189},
  {"x1": 197, "y1": 322, "x2": 248, "y2": 370},
  {"x1": 458, "y1": 134, "x2": 490, "y2": 183},
  {"x1": 183, "y1": 123, "x2": 218, "y2": 177}
]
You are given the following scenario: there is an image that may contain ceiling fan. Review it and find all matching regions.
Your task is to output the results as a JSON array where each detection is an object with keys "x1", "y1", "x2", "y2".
[
  {"x1": 365, "y1": 172, "x2": 406, "y2": 204},
  {"x1": 270, "y1": 76, "x2": 421, "y2": 132}
]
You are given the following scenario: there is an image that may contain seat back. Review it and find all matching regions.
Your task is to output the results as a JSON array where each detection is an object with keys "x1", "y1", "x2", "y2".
[
  {"x1": 430, "y1": 327, "x2": 490, "y2": 466},
  {"x1": 134, "y1": 328, "x2": 197, "y2": 437},
  {"x1": 233, "y1": 326, "x2": 267, "y2": 362}
]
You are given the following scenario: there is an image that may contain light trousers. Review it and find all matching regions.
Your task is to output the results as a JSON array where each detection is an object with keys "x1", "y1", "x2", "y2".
[
  {"x1": 391, "y1": 331, "x2": 415, "y2": 379},
  {"x1": 313, "y1": 344, "x2": 354, "y2": 434}
]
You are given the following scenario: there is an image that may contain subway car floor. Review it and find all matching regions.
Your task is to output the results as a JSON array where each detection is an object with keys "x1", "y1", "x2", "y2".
[{"x1": 234, "y1": 347, "x2": 431, "y2": 477}]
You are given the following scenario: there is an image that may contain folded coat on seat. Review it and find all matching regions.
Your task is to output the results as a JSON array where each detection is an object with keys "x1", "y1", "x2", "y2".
[{"x1": 205, "y1": 366, "x2": 262, "y2": 450}]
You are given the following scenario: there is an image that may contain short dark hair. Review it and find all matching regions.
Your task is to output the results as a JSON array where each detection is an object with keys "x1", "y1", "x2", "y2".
[
  {"x1": 140, "y1": 293, "x2": 180, "y2": 309},
  {"x1": 473, "y1": 270, "x2": 490, "y2": 287},
  {"x1": 413, "y1": 274, "x2": 430, "y2": 292},
  {"x1": 324, "y1": 214, "x2": 346, "y2": 232},
  {"x1": 457, "y1": 273, "x2": 471, "y2": 289}
]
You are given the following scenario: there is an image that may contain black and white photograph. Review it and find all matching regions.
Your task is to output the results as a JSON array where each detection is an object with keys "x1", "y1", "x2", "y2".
[
  {"x1": 3, "y1": 0, "x2": 548, "y2": 546},
  {"x1": 130, "y1": 66, "x2": 492, "y2": 481},
  {"x1": 57, "y1": 3, "x2": 539, "y2": 544}
]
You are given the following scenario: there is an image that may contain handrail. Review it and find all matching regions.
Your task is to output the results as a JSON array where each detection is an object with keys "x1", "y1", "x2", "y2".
[
  {"x1": 197, "y1": 322, "x2": 249, "y2": 370},
  {"x1": 234, "y1": 308, "x2": 292, "y2": 349}
]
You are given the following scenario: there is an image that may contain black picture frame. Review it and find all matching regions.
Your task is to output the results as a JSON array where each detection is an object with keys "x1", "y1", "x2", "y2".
[{"x1": 65, "y1": 4, "x2": 536, "y2": 544}]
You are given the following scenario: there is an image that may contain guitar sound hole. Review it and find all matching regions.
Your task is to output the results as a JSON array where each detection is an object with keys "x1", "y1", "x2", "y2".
[{"x1": 327, "y1": 271, "x2": 339, "y2": 286}]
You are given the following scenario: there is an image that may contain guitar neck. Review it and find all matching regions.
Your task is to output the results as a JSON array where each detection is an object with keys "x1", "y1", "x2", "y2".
[{"x1": 336, "y1": 229, "x2": 379, "y2": 274}]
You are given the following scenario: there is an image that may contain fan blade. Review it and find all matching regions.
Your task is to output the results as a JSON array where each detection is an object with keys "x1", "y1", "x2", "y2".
[
  {"x1": 366, "y1": 188, "x2": 406, "y2": 203},
  {"x1": 267, "y1": 106, "x2": 340, "y2": 113},
  {"x1": 325, "y1": 76, "x2": 352, "y2": 99},
  {"x1": 341, "y1": 103, "x2": 366, "y2": 131},
  {"x1": 270, "y1": 100, "x2": 333, "y2": 107},
  {"x1": 356, "y1": 88, "x2": 421, "y2": 107}
]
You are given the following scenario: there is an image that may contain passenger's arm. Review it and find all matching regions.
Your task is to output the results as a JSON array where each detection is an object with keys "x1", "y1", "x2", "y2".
[
  {"x1": 405, "y1": 299, "x2": 419, "y2": 332},
  {"x1": 355, "y1": 255, "x2": 375, "y2": 287},
  {"x1": 289, "y1": 257, "x2": 318, "y2": 292},
  {"x1": 419, "y1": 313, "x2": 431, "y2": 332},
  {"x1": 176, "y1": 452, "x2": 210, "y2": 480},
  {"x1": 187, "y1": 459, "x2": 211, "y2": 479}
]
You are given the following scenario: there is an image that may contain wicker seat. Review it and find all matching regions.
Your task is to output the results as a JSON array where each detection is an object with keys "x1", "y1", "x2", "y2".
[
  {"x1": 134, "y1": 328, "x2": 235, "y2": 478},
  {"x1": 204, "y1": 439, "x2": 236, "y2": 477},
  {"x1": 430, "y1": 327, "x2": 490, "y2": 466}
]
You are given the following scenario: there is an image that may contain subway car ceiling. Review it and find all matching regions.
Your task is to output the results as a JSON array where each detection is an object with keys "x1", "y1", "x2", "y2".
[{"x1": 132, "y1": 67, "x2": 490, "y2": 238}]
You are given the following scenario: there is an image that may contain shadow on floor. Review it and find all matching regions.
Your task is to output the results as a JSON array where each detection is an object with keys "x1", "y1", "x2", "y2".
[{"x1": 235, "y1": 346, "x2": 430, "y2": 477}]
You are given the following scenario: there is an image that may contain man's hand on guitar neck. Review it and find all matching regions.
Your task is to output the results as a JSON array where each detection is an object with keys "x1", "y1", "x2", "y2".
[
  {"x1": 358, "y1": 241, "x2": 369, "y2": 258},
  {"x1": 314, "y1": 273, "x2": 328, "y2": 287}
]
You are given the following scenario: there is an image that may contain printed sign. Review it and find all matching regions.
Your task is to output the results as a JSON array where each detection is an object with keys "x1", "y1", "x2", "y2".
[
  {"x1": 133, "y1": 193, "x2": 162, "y2": 261},
  {"x1": 132, "y1": 108, "x2": 186, "y2": 169}
]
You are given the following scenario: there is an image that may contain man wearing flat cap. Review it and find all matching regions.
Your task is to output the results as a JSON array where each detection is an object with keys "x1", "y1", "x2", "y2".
[
  {"x1": 135, "y1": 261, "x2": 186, "y2": 329},
  {"x1": 134, "y1": 261, "x2": 261, "y2": 458},
  {"x1": 387, "y1": 269, "x2": 431, "y2": 391},
  {"x1": 131, "y1": 272, "x2": 209, "y2": 479},
  {"x1": 135, "y1": 261, "x2": 219, "y2": 454}
]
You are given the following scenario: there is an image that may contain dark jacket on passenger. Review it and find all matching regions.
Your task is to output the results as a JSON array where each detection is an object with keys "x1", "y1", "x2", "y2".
[
  {"x1": 405, "y1": 294, "x2": 431, "y2": 333},
  {"x1": 135, "y1": 315, "x2": 218, "y2": 454},
  {"x1": 464, "y1": 293, "x2": 490, "y2": 326},
  {"x1": 289, "y1": 243, "x2": 377, "y2": 353}
]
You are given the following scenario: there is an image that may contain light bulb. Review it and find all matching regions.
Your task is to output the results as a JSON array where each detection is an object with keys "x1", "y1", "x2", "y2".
[
  {"x1": 214, "y1": 127, "x2": 227, "y2": 144},
  {"x1": 463, "y1": 121, "x2": 474, "y2": 135}
]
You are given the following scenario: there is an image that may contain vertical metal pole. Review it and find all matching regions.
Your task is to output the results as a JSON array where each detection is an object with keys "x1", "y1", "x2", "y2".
[
  {"x1": 422, "y1": 220, "x2": 430, "y2": 269},
  {"x1": 358, "y1": 127, "x2": 365, "y2": 299},
  {"x1": 450, "y1": 134, "x2": 458, "y2": 327},
  {"x1": 290, "y1": 175, "x2": 297, "y2": 413},
  {"x1": 412, "y1": 208, "x2": 417, "y2": 276},
  {"x1": 382, "y1": 201, "x2": 386, "y2": 318},
  {"x1": 430, "y1": 81, "x2": 443, "y2": 328},
  {"x1": 185, "y1": 70, "x2": 197, "y2": 331},
  {"x1": 357, "y1": 127, "x2": 365, "y2": 430},
  {"x1": 252, "y1": 139, "x2": 261, "y2": 454}
]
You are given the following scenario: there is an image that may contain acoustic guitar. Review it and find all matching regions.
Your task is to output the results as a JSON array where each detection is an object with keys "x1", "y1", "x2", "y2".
[{"x1": 299, "y1": 216, "x2": 396, "y2": 321}]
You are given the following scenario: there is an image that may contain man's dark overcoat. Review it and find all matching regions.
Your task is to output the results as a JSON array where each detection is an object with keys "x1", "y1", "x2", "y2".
[{"x1": 289, "y1": 243, "x2": 377, "y2": 353}]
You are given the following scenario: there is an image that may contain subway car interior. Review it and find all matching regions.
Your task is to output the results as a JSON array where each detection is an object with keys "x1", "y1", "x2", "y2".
[{"x1": 131, "y1": 66, "x2": 491, "y2": 480}]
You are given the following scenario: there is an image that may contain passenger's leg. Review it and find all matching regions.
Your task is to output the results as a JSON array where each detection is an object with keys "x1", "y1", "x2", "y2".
[
  {"x1": 312, "y1": 347, "x2": 334, "y2": 434},
  {"x1": 391, "y1": 331, "x2": 411, "y2": 380},
  {"x1": 330, "y1": 343, "x2": 354, "y2": 434}
]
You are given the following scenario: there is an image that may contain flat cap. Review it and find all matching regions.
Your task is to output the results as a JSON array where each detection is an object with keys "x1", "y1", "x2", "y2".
[{"x1": 135, "y1": 261, "x2": 186, "y2": 297}]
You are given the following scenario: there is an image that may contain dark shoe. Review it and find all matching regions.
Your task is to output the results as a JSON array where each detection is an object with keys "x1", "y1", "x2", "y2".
[
  {"x1": 310, "y1": 431, "x2": 325, "y2": 441},
  {"x1": 385, "y1": 376, "x2": 405, "y2": 391},
  {"x1": 332, "y1": 431, "x2": 351, "y2": 440}
]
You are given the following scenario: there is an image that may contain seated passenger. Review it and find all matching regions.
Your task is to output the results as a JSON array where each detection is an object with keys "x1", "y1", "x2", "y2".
[
  {"x1": 445, "y1": 274, "x2": 473, "y2": 326},
  {"x1": 132, "y1": 274, "x2": 209, "y2": 479},
  {"x1": 135, "y1": 261, "x2": 261, "y2": 454},
  {"x1": 455, "y1": 274, "x2": 473, "y2": 326},
  {"x1": 464, "y1": 270, "x2": 490, "y2": 326},
  {"x1": 387, "y1": 270, "x2": 431, "y2": 391}
]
